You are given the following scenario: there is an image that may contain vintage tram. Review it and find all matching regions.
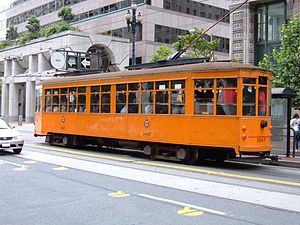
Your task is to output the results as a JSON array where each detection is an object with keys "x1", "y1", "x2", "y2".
[{"x1": 35, "y1": 61, "x2": 272, "y2": 163}]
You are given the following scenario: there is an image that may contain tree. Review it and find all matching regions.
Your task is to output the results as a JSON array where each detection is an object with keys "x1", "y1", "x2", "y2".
[
  {"x1": 172, "y1": 28, "x2": 219, "y2": 59},
  {"x1": 58, "y1": 6, "x2": 75, "y2": 23},
  {"x1": 6, "y1": 26, "x2": 18, "y2": 40},
  {"x1": 26, "y1": 16, "x2": 41, "y2": 38},
  {"x1": 259, "y1": 17, "x2": 300, "y2": 107},
  {"x1": 150, "y1": 27, "x2": 219, "y2": 62},
  {"x1": 150, "y1": 46, "x2": 175, "y2": 62}
]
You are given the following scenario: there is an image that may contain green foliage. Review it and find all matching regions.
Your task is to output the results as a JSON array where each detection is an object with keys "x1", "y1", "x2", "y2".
[
  {"x1": 259, "y1": 17, "x2": 300, "y2": 107},
  {"x1": 16, "y1": 32, "x2": 38, "y2": 45},
  {"x1": 150, "y1": 28, "x2": 220, "y2": 62},
  {"x1": 26, "y1": 16, "x2": 41, "y2": 33},
  {"x1": 150, "y1": 45, "x2": 175, "y2": 63},
  {"x1": 172, "y1": 28, "x2": 219, "y2": 59},
  {"x1": 6, "y1": 26, "x2": 18, "y2": 40},
  {"x1": 0, "y1": 40, "x2": 14, "y2": 49},
  {"x1": 41, "y1": 22, "x2": 77, "y2": 37},
  {"x1": 58, "y1": 6, "x2": 75, "y2": 22}
]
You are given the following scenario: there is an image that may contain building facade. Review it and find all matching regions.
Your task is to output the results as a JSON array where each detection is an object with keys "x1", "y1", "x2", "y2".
[
  {"x1": 0, "y1": 0, "x2": 231, "y2": 122},
  {"x1": 230, "y1": 0, "x2": 300, "y2": 65},
  {"x1": 0, "y1": 31, "x2": 129, "y2": 122},
  {"x1": 4, "y1": 0, "x2": 231, "y2": 63}
]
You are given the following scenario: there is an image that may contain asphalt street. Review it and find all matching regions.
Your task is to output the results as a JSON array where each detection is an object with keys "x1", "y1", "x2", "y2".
[{"x1": 0, "y1": 126, "x2": 300, "y2": 225}]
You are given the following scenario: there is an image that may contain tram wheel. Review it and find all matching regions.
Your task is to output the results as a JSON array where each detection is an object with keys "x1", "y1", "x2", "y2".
[{"x1": 183, "y1": 149, "x2": 198, "y2": 164}]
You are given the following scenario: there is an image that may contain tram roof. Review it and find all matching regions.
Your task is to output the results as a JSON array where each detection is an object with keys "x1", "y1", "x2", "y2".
[{"x1": 43, "y1": 62, "x2": 271, "y2": 85}]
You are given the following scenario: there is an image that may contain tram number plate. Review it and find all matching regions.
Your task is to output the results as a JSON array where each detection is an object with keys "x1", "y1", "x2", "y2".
[{"x1": 257, "y1": 137, "x2": 266, "y2": 143}]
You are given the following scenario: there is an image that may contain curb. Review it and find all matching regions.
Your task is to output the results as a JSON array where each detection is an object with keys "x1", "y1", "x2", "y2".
[{"x1": 230, "y1": 158, "x2": 300, "y2": 169}]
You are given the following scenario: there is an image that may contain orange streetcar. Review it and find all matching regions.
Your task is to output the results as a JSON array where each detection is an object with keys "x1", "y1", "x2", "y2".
[{"x1": 35, "y1": 61, "x2": 272, "y2": 163}]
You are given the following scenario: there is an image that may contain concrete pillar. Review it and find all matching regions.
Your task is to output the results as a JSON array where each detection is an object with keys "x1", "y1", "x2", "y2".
[
  {"x1": 29, "y1": 55, "x2": 38, "y2": 74},
  {"x1": 38, "y1": 53, "x2": 51, "y2": 73},
  {"x1": 12, "y1": 60, "x2": 24, "y2": 76},
  {"x1": 25, "y1": 81, "x2": 35, "y2": 123},
  {"x1": 1, "y1": 83, "x2": 9, "y2": 119},
  {"x1": 4, "y1": 60, "x2": 12, "y2": 77},
  {"x1": 8, "y1": 82, "x2": 18, "y2": 122}
]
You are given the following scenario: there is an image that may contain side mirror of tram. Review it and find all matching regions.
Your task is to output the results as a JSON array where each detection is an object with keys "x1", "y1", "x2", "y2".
[{"x1": 260, "y1": 120, "x2": 268, "y2": 128}]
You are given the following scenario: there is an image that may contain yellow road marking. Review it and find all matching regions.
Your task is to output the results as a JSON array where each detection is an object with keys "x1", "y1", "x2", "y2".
[
  {"x1": 108, "y1": 191, "x2": 130, "y2": 197},
  {"x1": 177, "y1": 206, "x2": 204, "y2": 216},
  {"x1": 27, "y1": 144, "x2": 300, "y2": 187},
  {"x1": 13, "y1": 167, "x2": 27, "y2": 171},
  {"x1": 136, "y1": 161, "x2": 300, "y2": 187},
  {"x1": 53, "y1": 167, "x2": 68, "y2": 171},
  {"x1": 27, "y1": 144, "x2": 134, "y2": 162}
]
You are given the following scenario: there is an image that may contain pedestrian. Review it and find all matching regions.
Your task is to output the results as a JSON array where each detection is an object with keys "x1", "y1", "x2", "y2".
[{"x1": 290, "y1": 113, "x2": 300, "y2": 152}]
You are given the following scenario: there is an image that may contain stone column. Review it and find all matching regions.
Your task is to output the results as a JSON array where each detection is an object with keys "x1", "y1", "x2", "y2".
[
  {"x1": 1, "y1": 83, "x2": 8, "y2": 119},
  {"x1": 8, "y1": 82, "x2": 18, "y2": 122},
  {"x1": 38, "y1": 52, "x2": 51, "y2": 73},
  {"x1": 25, "y1": 80, "x2": 35, "y2": 123},
  {"x1": 29, "y1": 54, "x2": 38, "y2": 74},
  {"x1": 12, "y1": 59, "x2": 24, "y2": 76},
  {"x1": 4, "y1": 59, "x2": 12, "y2": 77}
]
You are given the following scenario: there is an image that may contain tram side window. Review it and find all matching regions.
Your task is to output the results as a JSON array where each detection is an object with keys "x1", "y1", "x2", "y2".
[
  {"x1": 156, "y1": 81, "x2": 169, "y2": 114},
  {"x1": 258, "y1": 87, "x2": 267, "y2": 116},
  {"x1": 35, "y1": 89, "x2": 42, "y2": 112},
  {"x1": 171, "y1": 80, "x2": 185, "y2": 114},
  {"x1": 45, "y1": 89, "x2": 51, "y2": 112},
  {"x1": 90, "y1": 86, "x2": 100, "y2": 113},
  {"x1": 52, "y1": 88, "x2": 59, "y2": 112},
  {"x1": 128, "y1": 83, "x2": 140, "y2": 113},
  {"x1": 116, "y1": 84, "x2": 127, "y2": 113},
  {"x1": 216, "y1": 78, "x2": 237, "y2": 115},
  {"x1": 69, "y1": 88, "x2": 77, "y2": 112},
  {"x1": 101, "y1": 85, "x2": 111, "y2": 113},
  {"x1": 141, "y1": 82, "x2": 154, "y2": 114},
  {"x1": 78, "y1": 87, "x2": 86, "y2": 113},
  {"x1": 194, "y1": 79, "x2": 214, "y2": 115},
  {"x1": 60, "y1": 88, "x2": 68, "y2": 112},
  {"x1": 243, "y1": 78, "x2": 256, "y2": 116}
]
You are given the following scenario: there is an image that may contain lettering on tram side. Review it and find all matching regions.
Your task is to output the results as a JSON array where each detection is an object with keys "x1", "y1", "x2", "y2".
[
  {"x1": 142, "y1": 132, "x2": 151, "y2": 136},
  {"x1": 257, "y1": 137, "x2": 266, "y2": 143}
]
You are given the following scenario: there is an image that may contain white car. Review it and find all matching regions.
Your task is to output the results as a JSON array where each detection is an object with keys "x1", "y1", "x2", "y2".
[{"x1": 0, "y1": 118, "x2": 24, "y2": 154}]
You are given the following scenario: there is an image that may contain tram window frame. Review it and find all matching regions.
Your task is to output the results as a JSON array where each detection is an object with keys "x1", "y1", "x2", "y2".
[
  {"x1": 116, "y1": 84, "x2": 127, "y2": 113},
  {"x1": 78, "y1": 87, "x2": 86, "y2": 113},
  {"x1": 155, "y1": 81, "x2": 169, "y2": 114},
  {"x1": 52, "y1": 88, "x2": 60, "y2": 112},
  {"x1": 101, "y1": 85, "x2": 111, "y2": 113},
  {"x1": 35, "y1": 89, "x2": 42, "y2": 112},
  {"x1": 216, "y1": 78, "x2": 238, "y2": 116},
  {"x1": 141, "y1": 82, "x2": 154, "y2": 114},
  {"x1": 258, "y1": 76, "x2": 268, "y2": 116},
  {"x1": 194, "y1": 79, "x2": 215, "y2": 115},
  {"x1": 90, "y1": 86, "x2": 100, "y2": 113},
  {"x1": 69, "y1": 87, "x2": 77, "y2": 112},
  {"x1": 128, "y1": 82, "x2": 140, "y2": 114},
  {"x1": 44, "y1": 89, "x2": 52, "y2": 112},
  {"x1": 60, "y1": 88, "x2": 68, "y2": 112},
  {"x1": 242, "y1": 78, "x2": 256, "y2": 116},
  {"x1": 171, "y1": 80, "x2": 185, "y2": 114}
]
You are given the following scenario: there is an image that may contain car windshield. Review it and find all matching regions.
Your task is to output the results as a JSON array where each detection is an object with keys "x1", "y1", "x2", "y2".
[{"x1": 0, "y1": 119, "x2": 11, "y2": 129}]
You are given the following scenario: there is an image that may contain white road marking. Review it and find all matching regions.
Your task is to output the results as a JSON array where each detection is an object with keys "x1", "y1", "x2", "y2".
[
  {"x1": 138, "y1": 193, "x2": 226, "y2": 215},
  {"x1": 17, "y1": 151, "x2": 300, "y2": 213},
  {"x1": 0, "y1": 159, "x2": 27, "y2": 168}
]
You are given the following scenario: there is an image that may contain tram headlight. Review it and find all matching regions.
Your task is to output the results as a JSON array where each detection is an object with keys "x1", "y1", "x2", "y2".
[{"x1": 260, "y1": 120, "x2": 268, "y2": 128}]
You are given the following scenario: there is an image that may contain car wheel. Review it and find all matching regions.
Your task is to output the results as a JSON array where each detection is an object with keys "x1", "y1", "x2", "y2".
[{"x1": 13, "y1": 148, "x2": 22, "y2": 154}]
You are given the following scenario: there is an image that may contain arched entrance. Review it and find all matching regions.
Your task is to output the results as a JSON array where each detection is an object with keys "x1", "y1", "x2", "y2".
[{"x1": 87, "y1": 44, "x2": 119, "y2": 72}]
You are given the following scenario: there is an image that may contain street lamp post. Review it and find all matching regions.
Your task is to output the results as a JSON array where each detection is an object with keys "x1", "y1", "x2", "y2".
[{"x1": 125, "y1": 1, "x2": 142, "y2": 66}]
